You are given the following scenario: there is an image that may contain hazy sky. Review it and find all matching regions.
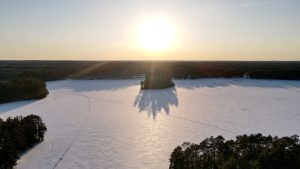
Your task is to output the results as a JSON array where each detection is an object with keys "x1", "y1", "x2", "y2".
[{"x1": 0, "y1": 0, "x2": 299, "y2": 60}]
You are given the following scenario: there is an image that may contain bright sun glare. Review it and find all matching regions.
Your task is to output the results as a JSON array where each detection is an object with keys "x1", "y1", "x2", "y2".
[{"x1": 138, "y1": 17, "x2": 176, "y2": 52}]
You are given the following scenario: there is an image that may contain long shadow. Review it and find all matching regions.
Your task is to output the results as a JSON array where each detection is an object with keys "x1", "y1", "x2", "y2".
[
  {"x1": 0, "y1": 100, "x2": 37, "y2": 113},
  {"x1": 47, "y1": 79, "x2": 139, "y2": 92},
  {"x1": 134, "y1": 87, "x2": 179, "y2": 119},
  {"x1": 175, "y1": 78, "x2": 300, "y2": 89}
]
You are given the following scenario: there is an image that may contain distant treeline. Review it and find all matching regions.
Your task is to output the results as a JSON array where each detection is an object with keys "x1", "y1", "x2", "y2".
[
  {"x1": 0, "y1": 115, "x2": 47, "y2": 169},
  {"x1": 169, "y1": 134, "x2": 300, "y2": 169},
  {"x1": 1, "y1": 61, "x2": 300, "y2": 80},
  {"x1": 0, "y1": 78, "x2": 48, "y2": 104}
]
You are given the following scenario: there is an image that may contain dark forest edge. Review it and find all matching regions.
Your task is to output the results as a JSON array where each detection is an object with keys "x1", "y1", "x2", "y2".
[
  {"x1": 0, "y1": 115, "x2": 47, "y2": 169},
  {"x1": 169, "y1": 134, "x2": 300, "y2": 169},
  {"x1": 0, "y1": 78, "x2": 48, "y2": 104},
  {"x1": 1, "y1": 61, "x2": 300, "y2": 81}
]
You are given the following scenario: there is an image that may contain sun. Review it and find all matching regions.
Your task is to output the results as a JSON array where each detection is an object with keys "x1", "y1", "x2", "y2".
[{"x1": 137, "y1": 17, "x2": 176, "y2": 52}]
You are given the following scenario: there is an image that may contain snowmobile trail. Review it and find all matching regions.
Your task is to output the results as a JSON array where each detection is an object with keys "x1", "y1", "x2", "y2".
[{"x1": 52, "y1": 93, "x2": 91, "y2": 169}]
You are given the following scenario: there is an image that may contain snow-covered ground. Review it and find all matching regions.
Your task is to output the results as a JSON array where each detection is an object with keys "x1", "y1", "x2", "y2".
[{"x1": 1, "y1": 79, "x2": 300, "y2": 169}]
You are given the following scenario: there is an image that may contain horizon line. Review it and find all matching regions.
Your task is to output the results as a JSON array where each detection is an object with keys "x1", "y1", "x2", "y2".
[{"x1": 1, "y1": 59, "x2": 300, "y2": 62}]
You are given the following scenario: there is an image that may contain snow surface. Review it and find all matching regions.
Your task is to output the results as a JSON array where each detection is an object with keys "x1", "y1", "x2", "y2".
[{"x1": 1, "y1": 79, "x2": 300, "y2": 169}]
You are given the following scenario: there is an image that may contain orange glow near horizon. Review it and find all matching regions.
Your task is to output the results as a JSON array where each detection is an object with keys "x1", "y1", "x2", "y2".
[{"x1": 0, "y1": 1, "x2": 300, "y2": 61}]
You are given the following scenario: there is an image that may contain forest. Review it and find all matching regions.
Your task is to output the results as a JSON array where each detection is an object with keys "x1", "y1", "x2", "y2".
[
  {"x1": 0, "y1": 78, "x2": 48, "y2": 104},
  {"x1": 0, "y1": 115, "x2": 47, "y2": 169},
  {"x1": 1, "y1": 61, "x2": 300, "y2": 81},
  {"x1": 169, "y1": 134, "x2": 300, "y2": 169}
]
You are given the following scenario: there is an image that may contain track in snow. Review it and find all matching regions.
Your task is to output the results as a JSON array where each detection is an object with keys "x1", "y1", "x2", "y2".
[{"x1": 52, "y1": 93, "x2": 91, "y2": 169}]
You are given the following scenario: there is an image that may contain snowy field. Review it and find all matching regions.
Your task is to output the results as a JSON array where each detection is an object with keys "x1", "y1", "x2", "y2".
[{"x1": 1, "y1": 79, "x2": 300, "y2": 169}]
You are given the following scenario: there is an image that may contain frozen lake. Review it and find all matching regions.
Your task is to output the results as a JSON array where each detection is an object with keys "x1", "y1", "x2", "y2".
[{"x1": 1, "y1": 79, "x2": 300, "y2": 169}]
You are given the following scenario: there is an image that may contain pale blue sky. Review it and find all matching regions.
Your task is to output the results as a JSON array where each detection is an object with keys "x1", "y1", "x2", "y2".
[{"x1": 0, "y1": 0, "x2": 299, "y2": 60}]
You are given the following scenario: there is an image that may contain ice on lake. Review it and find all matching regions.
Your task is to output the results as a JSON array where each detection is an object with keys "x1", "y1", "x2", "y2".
[{"x1": 0, "y1": 79, "x2": 300, "y2": 169}]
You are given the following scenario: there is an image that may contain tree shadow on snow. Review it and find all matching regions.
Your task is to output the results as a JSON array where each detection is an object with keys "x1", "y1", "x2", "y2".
[
  {"x1": 134, "y1": 87, "x2": 179, "y2": 119},
  {"x1": 175, "y1": 78, "x2": 300, "y2": 89},
  {"x1": 0, "y1": 100, "x2": 37, "y2": 114},
  {"x1": 47, "y1": 79, "x2": 139, "y2": 92}
]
